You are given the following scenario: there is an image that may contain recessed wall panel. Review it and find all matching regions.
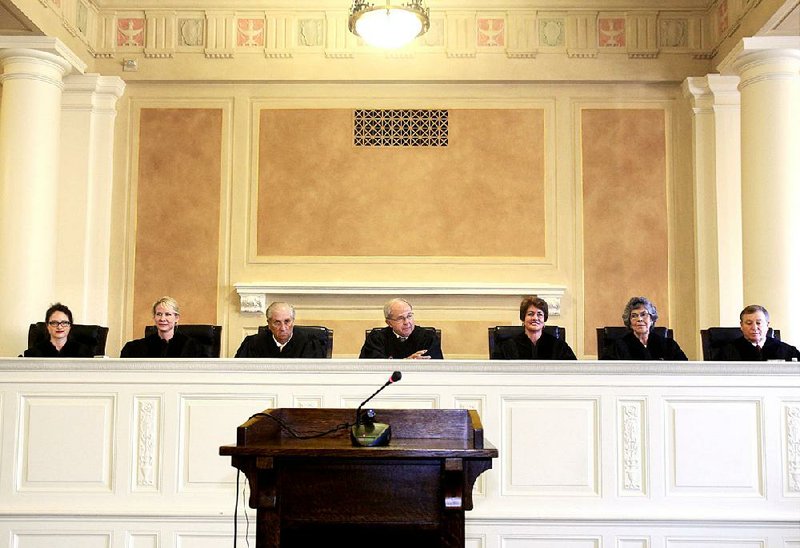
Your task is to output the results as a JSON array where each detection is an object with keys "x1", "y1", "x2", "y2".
[
  {"x1": 13, "y1": 533, "x2": 110, "y2": 548},
  {"x1": 504, "y1": 398, "x2": 599, "y2": 495},
  {"x1": 504, "y1": 537, "x2": 599, "y2": 548},
  {"x1": 581, "y1": 108, "x2": 669, "y2": 354},
  {"x1": 257, "y1": 109, "x2": 546, "y2": 258},
  {"x1": 18, "y1": 395, "x2": 115, "y2": 492},
  {"x1": 180, "y1": 395, "x2": 275, "y2": 490},
  {"x1": 666, "y1": 400, "x2": 763, "y2": 496},
  {"x1": 134, "y1": 108, "x2": 222, "y2": 336},
  {"x1": 665, "y1": 540, "x2": 764, "y2": 548}
]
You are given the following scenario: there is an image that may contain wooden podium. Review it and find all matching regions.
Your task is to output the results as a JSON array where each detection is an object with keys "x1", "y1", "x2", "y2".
[{"x1": 220, "y1": 408, "x2": 497, "y2": 547}]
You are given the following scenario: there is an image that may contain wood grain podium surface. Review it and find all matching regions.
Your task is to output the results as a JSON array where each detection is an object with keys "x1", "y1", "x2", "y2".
[{"x1": 221, "y1": 408, "x2": 497, "y2": 548}]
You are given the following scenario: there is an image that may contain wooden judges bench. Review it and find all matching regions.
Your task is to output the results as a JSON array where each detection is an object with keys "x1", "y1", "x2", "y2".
[{"x1": 220, "y1": 408, "x2": 497, "y2": 547}]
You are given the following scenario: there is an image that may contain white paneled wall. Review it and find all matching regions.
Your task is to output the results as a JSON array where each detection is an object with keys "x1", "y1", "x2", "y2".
[{"x1": 0, "y1": 359, "x2": 798, "y2": 548}]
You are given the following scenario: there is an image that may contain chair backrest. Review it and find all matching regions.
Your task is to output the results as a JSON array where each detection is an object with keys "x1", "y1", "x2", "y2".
[
  {"x1": 28, "y1": 322, "x2": 109, "y2": 356},
  {"x1": 257, "y1": 325, "x2": 334, "y2": 359},
  {"x1": 145, "y1": 324, "x2": 222, "y2": 358},
  {"x1": 487, "y1": 325, "x2": 565, "y2": 358},
  {"x1": 700, "y1": 326, "x2": 779, "y2": 361},
  {"x1": 596, "y1": 326, "x2": 673, "y2": 358}
]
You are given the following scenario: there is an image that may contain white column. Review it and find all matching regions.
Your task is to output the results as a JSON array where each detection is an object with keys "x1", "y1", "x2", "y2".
[
  {"x1": 58, "y1": 74, "x2": 126, "y2": 326},
  {"x1": 0, "y1": 38, "x2": 85, "y2": 355},
  {"x1": 682, "y1": 75, "x2": 743, "y2": 330},
  {"x1": 727, "y1": 37, "x2": 800, "y2": 343}
]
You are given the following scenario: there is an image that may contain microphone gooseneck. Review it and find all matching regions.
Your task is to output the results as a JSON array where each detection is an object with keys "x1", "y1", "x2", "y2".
[{"x1": 351, "y1": 371, "x2": 402, "y2": 447}]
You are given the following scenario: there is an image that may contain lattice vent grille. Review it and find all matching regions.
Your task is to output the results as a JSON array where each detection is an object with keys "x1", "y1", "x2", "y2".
[{"x1": 353, "y1": 109, "x2": 449, "y2": 147}]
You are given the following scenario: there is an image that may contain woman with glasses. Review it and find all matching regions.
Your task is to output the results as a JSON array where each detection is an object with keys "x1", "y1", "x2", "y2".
[
  {"x1": 492, "y1": 296, "x2": 576, "y2": 360},
  {"x1": 120, "y1": 296, "x2": 202, "y2": 358},
  {"x1": 23, "y1": 303, "x2": 93, "y2": 357},
  {"x1": 602, "y1": 296, "x2": 687, "y2": 360}
]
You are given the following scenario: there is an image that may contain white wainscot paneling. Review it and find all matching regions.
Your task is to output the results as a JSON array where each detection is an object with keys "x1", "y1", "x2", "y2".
[
  {"x1": 180, "y1": 394, "x2": 276, "y2": 491},
  {"x1": 176, "y1": 532, "x2": 236, "y2": 548},
  {"x1": 13, "y1": 532, "x2": 111, "y2": 548},
  {"x1": 665, "y1": 540, "x2": 764, "y2": 548},
  {"x1": 666, "y1": 399, "x2": 763, "y2": 496},
  {"x1": 339, "y1": 394, "x2": 439, "y2": 410},
  {"x1": 503, "y1": 397, "x2": 599, "y2": 495},
  {"x1": 618, "y1": 538, "x2": 649, "y2": 548},
  {"x1": 618, "y1": 398, "x2": 648, "y2": 496},
  {"x1": 18, "y1": 394, "x2": 115, "y2": 492},
  {"x1": 782, "y1": 401, "x2": 800, "y2": 496},
  {"x1": 504, "y1": 536, "x2": 600, "y2": 547},
  {"x1": 128, "y1": 533, "x2": 159, "y2": 548},
  {"x1": 133, "y1": 396, "x2": 161, "y2": 492}
]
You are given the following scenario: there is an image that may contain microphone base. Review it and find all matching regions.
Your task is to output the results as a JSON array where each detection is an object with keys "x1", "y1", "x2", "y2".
[{"x1": 350, "y1": 423, "x2": 392, "y2": 447}]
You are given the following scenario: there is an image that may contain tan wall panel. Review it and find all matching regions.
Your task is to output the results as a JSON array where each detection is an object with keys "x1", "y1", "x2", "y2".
[
  {"x1": 581, "y1": 109, "x2": 670, "y2": 350},
  {"x1": 257, "y1": 109, "x2": 545, "y2": 258},
  {"x1": 133, "y1": 108, "x2": 222, "y2": 337}
]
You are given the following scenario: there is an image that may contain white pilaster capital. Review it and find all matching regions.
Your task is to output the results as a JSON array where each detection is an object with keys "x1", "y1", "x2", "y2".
[
  {"x1": 682, "y1": 74, "x2": 740, "y2": 113},
  {"x1": 0, "y1": 36, "x2": 86, "y2": 75},
  {"x1": 63, "y1": 74, "x2": 127, "y2": 114}
]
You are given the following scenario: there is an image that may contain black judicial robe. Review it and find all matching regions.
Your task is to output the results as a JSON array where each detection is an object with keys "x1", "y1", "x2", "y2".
[
  {"x1": 602, "y1": 331, "x2": 688, "y2": 361},
  {"x1": 359, "y1": 326, "x2": 443, "y2": 359},
  {"x1": 234, "y1": 330, "x2": 324, "y2": 359},
  {"x1": 713, "y1": 336, "x2": 800, "y2": 361},
  {"x1": 24, "y1": 338, "x2": 93, "y2": 358},
  {"x1": 492, "y1": 331, "x2": 577, "y2": 360},
  {"x1": 120, "y1": 332, "x2": 203, "y2": 358}
]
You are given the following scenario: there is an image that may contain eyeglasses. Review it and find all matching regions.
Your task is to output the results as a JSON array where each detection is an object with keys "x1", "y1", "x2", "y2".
[
  {"x1": 389, "y1": 313, "x2": 414, "y2": 323},
  {"x1": 47, "y1": 321, "x2": 71, "y2": 327},
  {"x1": 629, "y1": 312, "x2": 650, "y2": 320}
]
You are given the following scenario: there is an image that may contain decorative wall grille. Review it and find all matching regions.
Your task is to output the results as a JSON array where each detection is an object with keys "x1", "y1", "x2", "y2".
[{"x1": 354, "y1": 109, "x2": 448, "y2": 147}]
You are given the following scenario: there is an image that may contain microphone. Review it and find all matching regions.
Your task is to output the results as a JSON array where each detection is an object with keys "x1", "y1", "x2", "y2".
[{"x1": 350, "y1": 371, "x2": 402, "y2": 447}]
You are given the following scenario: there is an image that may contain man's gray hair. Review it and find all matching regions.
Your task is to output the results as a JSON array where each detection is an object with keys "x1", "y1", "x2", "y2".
[
  {"x1": 266, "y1": 301, "x2": 295, "y2": 321},
  {"x1": 383, "y1": 298, "x2": 412, "y2": 320},
  {"x1": 740, "y1": 304, "x2": 769, "y2": 322}
]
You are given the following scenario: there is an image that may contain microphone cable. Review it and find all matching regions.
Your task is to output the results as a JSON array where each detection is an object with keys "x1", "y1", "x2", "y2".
[{"x1": 247, "y1": 411, "x2": 352, "y2": 439}]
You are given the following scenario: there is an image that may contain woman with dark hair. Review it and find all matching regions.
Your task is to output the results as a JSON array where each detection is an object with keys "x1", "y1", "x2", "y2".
[
  {"x1": 492, "y1": 296, "x2": 577, "y2": 360},
  {"x1": 602, "y1": 296, "x2": 687, "y2": 360},
  {"x1": 23, "y1": 303, "x2": 93, "y2": 357}
]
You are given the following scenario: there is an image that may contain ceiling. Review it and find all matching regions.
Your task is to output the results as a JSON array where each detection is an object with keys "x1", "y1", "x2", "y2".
[{"x1": 0, "y1": 0, "x2": 38, "y2": 36}]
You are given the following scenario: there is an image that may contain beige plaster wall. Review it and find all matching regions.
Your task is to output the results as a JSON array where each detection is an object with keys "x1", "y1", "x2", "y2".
[
  {"x1": 111, "y1": 82, "x2": 693, "y2": 359},
  {"x1": 132, "y1": 108, "x2": 222, "y2": 339},
  {"x1": 580, "y1": 108, "x2": 670, "y2": 351},
  {"x1": 257, "y1": 109, "x2": 545, "y2": 258}
]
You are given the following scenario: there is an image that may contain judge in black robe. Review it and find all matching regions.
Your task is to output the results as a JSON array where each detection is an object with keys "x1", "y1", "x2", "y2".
[
  {"x1": 121, "y1": 332, "x2": 202, "y2": 358},
  {"x1": 24, "y1": 337, "x2": 93, "y2": 358},
  {"x1": 492, "y1": 330, "x2": 577, "y2": 360},
  {"x1": 601, "y1": 296, "x2": 688, "y2": 361},
  {"x1": 235, "y1": 329, "x2": 323, "y2": 358},
  {"x1": 23, "y1": 302, "x2": 94, "y2": 358},
  {"x1": 120, "y1": 296, "x2": 205, "y2": 358},
  {"x1": 714, "y1": 335, "x2": 800, "y2": 361},
  {"x1": 603, "y1": 330, "x2": 688, "y2": 361},
  {"x1": 359, "y1": 325, "x2": 444, "y2": 359},
  {"x1": 359, "y1": 298, "x2": 444, "y2": 359}
]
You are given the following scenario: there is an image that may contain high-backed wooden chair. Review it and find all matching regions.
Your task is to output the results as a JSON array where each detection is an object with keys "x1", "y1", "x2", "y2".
[
  {"x1": 27, "y1": 322, "x2": 109, "y2": 357},
  {"x1": 257, "y1": 325, "x2": 334, "y2": 359},
  {"x1": 596, "y1": 326, "x2": 673, "y2": 359},
  {"x1": 700, "y1": 327, "x2": 780, "y2": 361},
  {"x1": 488, "y1": 325, "x2": 565, "y2": 359},
  {"x1": 145, "y1": 324, "x2": 222, "y2": 358}
]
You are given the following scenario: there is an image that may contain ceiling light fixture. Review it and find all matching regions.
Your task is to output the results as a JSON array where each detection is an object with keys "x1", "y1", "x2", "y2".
[{"x1": 349, "y1": 0, "x2": 430, "y2": 49}]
